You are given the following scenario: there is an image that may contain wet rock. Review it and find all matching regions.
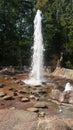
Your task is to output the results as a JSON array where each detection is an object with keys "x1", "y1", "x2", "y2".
[
  {"x1": 3, "y1": 95, "x2": 14, "y2": 100},
  {"x1": 50, "y1": 89, "x2": 61, "y2": 100},
  {"x1": 21, "y1": 97, "x2": 29, "y2": 102},
  {"x1": 34, "y1": 101, "x2": 48, "y2": 108},
  {"x1": 27, "y1": 107, "x2": 39, "y2": 112},
  {"x1": 0, "y1": 84, "x2": 4, "y2": 88},
  {"x1": 0, "y1": 91, "x2": 6, "y2": 97}
]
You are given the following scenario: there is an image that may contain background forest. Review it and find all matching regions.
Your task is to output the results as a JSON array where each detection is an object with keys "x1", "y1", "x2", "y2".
[{"x1": 0, "y1": 0, "x2": 73, "y2": 69}]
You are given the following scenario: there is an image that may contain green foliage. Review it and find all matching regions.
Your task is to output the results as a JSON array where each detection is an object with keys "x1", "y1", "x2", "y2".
[
  {"x1": 0, "y1": 0, "x2": 35, "y2": 66},
  {"x1": 0, "y1": 0, "x2": 73, "y2": 68}
]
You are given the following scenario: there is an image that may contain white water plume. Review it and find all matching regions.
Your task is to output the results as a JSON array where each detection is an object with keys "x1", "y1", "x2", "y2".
[{"x1": 24, "y1": 10, "x2": 44, "y2": 85}]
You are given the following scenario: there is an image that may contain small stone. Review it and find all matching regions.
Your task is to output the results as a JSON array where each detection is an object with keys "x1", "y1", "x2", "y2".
[
  {"x1": 3, "y1": 95, "x2": 14, "y2": 100},
  {"x1": 13, "y1": 92, "x2": 17, "y2": 96},
  {"x1": 0, "y1": 84, "x2": 4, "y2": 88},
  {"x1": 19, "y1": 89, "x2": 28, "y2": 94},
  {"x1": 39, "y1": 89, "x2": 47, "y2": 94},
  {"x1": 27, "y1": 107, "x2": 39, "y2": 112},
  {"x1": 9, "y1": 88, "x2": 17, "y2": 92},
  {"x1": 18, "y1": 94, "x2": 23, "y2": 98},
  {"x1": 29, "y1": 95, "x2": 35, "y2": 99},
  {"x1": 9, "y1": 107, "x2": 15, "y2": 110},
  {"x1": 0, "y1": 91, "x2": 6, "y2": 97},
  {"x1": 5, "y1": 77, "x2": 8, "y2": 80},
  {"x1": 50, "y1": 89, "x2": 61, "y2": 100},
  {"x1": 21, "y1": 97, "x2": 29, "y2": 102},
  {"x1": 15, "y1": 80, "x2": 21, "y2": 84},
  {"x1": 35, "y1": 97, "x2": 39, "y2": 101},
  {"x1": 39, "y1": 111, "x2": 45, "y2": 117},
  {"x1": 34, "y1": 101, "x2": 48, "y2": 108}
]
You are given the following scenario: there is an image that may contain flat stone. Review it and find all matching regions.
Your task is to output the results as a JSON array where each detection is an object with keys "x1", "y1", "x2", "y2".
[
  {"x1": 21, "y1": 97, "x2": 29, "y2": 102},
  {"x1": 19, "y1": 89, "x2": 28, "y2": 94},
  {"x1": 18, "y1": 94, "x2": 23, "y2": 98},
  {"x1": 3, "y1": 95, "x2": 14, "y2": 100},
  {"x1": 34, "y1": 101, "x2": 48, "y2": 108},
  {"x1": 29, "y1": 95, "x2": 35, "y2": 99},
  {"x1": 27, "y1": 107, "x2": 39, "y2": 112},
  {"x1": 0, "y1": 91, "x2": 6, "y2": 97}
]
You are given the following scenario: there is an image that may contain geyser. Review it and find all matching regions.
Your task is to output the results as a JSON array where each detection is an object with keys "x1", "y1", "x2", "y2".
[{"x1": 24, "y1": 10, "x2": 44, "y2": 85}]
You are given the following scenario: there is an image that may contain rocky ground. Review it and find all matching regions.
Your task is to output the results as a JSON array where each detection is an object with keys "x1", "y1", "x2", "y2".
[{"x1": 0, "y1": 67, "x2": 73, "y2": 130}]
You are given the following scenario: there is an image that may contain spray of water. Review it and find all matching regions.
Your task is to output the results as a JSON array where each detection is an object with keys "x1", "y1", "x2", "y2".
[{"x1": 24, "y1": 10, "x2": 44, "y2": 85}]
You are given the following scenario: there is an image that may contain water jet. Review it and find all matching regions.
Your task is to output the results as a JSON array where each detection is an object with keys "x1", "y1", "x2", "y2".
[{"x1": 24, "y1": 10, "x2": 44, "y2": 85}]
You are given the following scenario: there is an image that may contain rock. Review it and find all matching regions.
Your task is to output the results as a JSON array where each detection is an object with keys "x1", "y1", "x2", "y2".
[
  {"x1": 34, "y1": 101, "x2": 48, "y2": 108},
  {"x1": 19, "y1": 89, "x2": 28, "y2": 94},
  {"x1": 39, "y1": 89, "x2": 47, "y2": 94},
  {"x1": 29, "y1": 95, "x2": 35, "y2": 99},
  {"x1": 9, "y1": 88, "x2": 17, "y2": 92},
  {"x1": 39, "y1": 111, "x2": 45, "y2": 117},
  {"x1": 27, "y1": 107, "x2": 39, "y2": 112},
  {"x1": 21, "y1": 97, "x2": 29, "y2": 102},
  {"x1": 18, "y1": 94, "x2": 23, "y2": 98},
  {"x1": 15, "y1": 80, "x2": 21, "y2": 84},
  {"x1": 68, "y1": 91, "x2": 73, "y2": 104},
  {"x1": 59, "y1": 91, "x2": 70, "y2": 103},
  {"x1": 50, "y1": 89, "x2": 61, "y2": 100},
  {"x1": 0, "y1": 84, "x2": 4, "y2": 88},
  {"x1": 9, "y1": 107, "x2": 15, "y2": 110},
  {"x1": 0, "y1": 91, "x2": 6, "y2": 97},
  {"x1": 35, "y1": 97, "x2": 39, "y2": 101},
  {"x1": 13, "y1": 92, "x2": 18, "y2": 96},
  {"x1": 35, "y1": 85, "x2": 42, "y2": 87},
  {"x1": 3, "y1": 95, "x2": 14, "y2": 100},
  {"x1": 0, "y1": 109, "x2": 38, "y2": 130},
  {"x1": 5, "y1": 77, "x2": 8, "y2": 80},
  {"x1": 37, "y1": 117, "x2": 71, "y2": 130}
]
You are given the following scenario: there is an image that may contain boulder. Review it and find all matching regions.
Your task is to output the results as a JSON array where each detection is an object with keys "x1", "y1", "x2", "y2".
[
  {"x1": 36, "y1": 118, "x2": 71, "y2": 130},
  {"x1": 50, "y1": 89, "x2": 61, "y2": 100},
  {"x1": 0, "y1": 109, "x2": 38, "y2": 130}
]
